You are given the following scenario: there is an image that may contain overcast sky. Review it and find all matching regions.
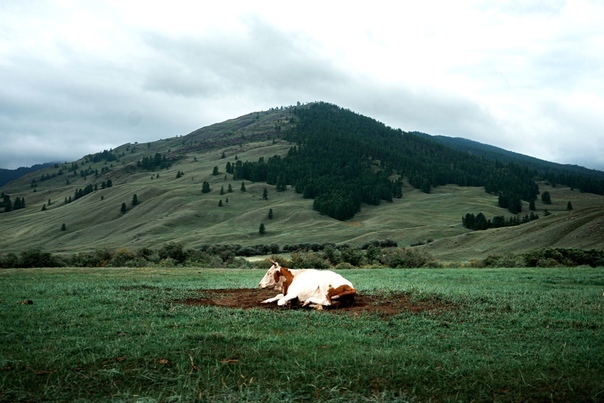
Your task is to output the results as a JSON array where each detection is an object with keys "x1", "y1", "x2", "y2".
[{"x1": 1, "y1": 1, "x2": 603, "y2": 171}]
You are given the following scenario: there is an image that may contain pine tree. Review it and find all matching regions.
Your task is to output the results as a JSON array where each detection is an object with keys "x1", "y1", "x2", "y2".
[
  {"x1": 212, "y1": 166, "x2": 219, "y2": 175},
  {"x1": 132, "y1": 194, "x2": 139, "y2": 206},
  {"x1": 259, "y1": 223, "x2": 266, "y2": 235},
  {"x1": 268, "y1": 208, "x2": 273, "y2": 219},
  {"x1": 218, "y1": 199, "x2": 223, "y2": 207},
  {"x1": 3, "y1": 195, "x2": 11, "y2": 212},
  {"x1": 61, "y1": 223, "x2": 67, "y2": 231},
  {"x1": 262, "y1": 188, "x2": 268, "y2": 200},
  {"x1": 567, "y1": 201, "x2": 573, "y2": 211},
  {"x1": 541, "y1": 191, "x2": 552, "y2": 204},
  {"x1": 228, "y1": 184, "x2": 233, "y2": 193},
  {"x1": 241, "y1": 182, "x2": 247, "y2": 192},
  {"x1": 121, "y1": 202, "x2": 127, "y2": 214},
  {"x1": 202, "y1": 181, "x2": 211, "y2": 193}
]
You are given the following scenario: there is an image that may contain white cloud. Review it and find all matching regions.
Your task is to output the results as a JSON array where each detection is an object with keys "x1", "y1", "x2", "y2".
[{"x1": 0, "y1": 1, "x2": 603, "y2": 171}]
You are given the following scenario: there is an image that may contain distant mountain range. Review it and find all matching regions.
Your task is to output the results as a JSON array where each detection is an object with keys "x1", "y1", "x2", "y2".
[
  {"x1": 0, "y1": 163, "x2": 57, "y2": 187},
  {"x1": 412, "y1": 132, "x2": 604, "y2": 181}
]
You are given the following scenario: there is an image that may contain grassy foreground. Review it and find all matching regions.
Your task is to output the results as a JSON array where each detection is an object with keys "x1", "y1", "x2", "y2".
[{"x1": 1, "y1": 267, "x2": 603, "y2": 402}]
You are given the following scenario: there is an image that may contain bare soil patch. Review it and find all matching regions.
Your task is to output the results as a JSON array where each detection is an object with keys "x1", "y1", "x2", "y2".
[{"x1": 178, "y1": 288, "x2": 453, "y2": 315}]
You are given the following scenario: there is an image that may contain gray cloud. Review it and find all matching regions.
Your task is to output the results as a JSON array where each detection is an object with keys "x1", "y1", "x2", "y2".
[{"x1": 1, "y1": 2, "x2": 603, "y2": 173}]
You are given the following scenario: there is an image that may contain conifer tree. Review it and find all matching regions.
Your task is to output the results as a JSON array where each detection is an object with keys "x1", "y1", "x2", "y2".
[
  {"x1": 132, "y1": 194, "x2": 139, "y2": 206},
  {"x1": 259, "y1": 223, "x2": 266, "y2": 235},
  {"x1": 241, "y1": 182, "x2": 247, "y2": 192},
  {"x1": 268, "y1": 208, "x2": 273, "y2": 219},
  {"x1": 121, "y1": 202, "x2": 127, "y2": 214},
  {"x1": 567, "y1": 201, "x2": 573, "y2": 211},
  {"x1": 3, "y1": 195, "x2": 11, "y2": 212},
  {"x1": 263, "y1": 188, "x2": 268, "y2": 200},
  {"x1": 61, "y1": 223, "x2": 67, "y2": 231}
]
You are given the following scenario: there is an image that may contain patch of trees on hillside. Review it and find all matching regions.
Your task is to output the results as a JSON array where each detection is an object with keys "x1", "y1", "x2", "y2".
[
  {"x1": 462, "y1": 212, "x2": 539, "y2": 231},
  {"x1": 85, "y1": 149, "x2": 119, "y2": 164},
  {"x1": 230, "y1": 102, "x2": 541, "y2": 220},
  {"x1": 1, "y1": 194, "x2": 25, "y2": 213},
  {"x1": 137, "y1": 153, "x2": 172, "y2": 171},
  {"x1": 542, "y1": 171, "x2": 604, "y2": 195}
]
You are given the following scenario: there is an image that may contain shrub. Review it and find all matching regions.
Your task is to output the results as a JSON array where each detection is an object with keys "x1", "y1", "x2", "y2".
[
  {"x1": 380, "y1": 248, "x2": 439, "y2": 268},
  {"x1": 289, "y1": 252, "x2": 330, "y2": 269},
  {"x1": 322, "y1": 244, "x2": 342, "y2": 265},
  {"x1": 18, "y1": 249, "x2": 63, "y2": 268},
  {"x1": 0, "y1": 253, "x2": 19, "y2": 268},
  {"x1": 68, "y1": 248, "x2": 113, "y2": 267},
  {"x1": 110, "y1": 248, "x2": 137, "y2": 267},
  {"x1": 158, "y1": 242, "x2": 187, "y2": 264},
  {"x1": 339, "y1": 247, "x2": 366, "y2": 267},
  {"x1": 334, "y1": 262, "x2": 355, "y2": 270},
  {"x1": 483, "y1": 253, "x2": 525, "y2": 268}
]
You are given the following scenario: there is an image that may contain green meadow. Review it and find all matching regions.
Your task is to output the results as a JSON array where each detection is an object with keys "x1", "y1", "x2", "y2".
[{"x1": 1, "y1": 266, "x2": 603, "y2": 402}]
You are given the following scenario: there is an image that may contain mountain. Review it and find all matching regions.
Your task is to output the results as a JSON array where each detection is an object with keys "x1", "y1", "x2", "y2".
[
  {"x1": 412, "y1": 132, "x2": 604, "y2": 182},
  {"x1": 1, "y1": 102, "x2": 602, "y2": 262},
  {"x1": 0, "y1": 163, "x2": 57, "y2": 187}
]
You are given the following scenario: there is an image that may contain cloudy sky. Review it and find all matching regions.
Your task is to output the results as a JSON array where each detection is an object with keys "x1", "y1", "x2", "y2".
[{"x1": 1, "y1": 1, "x2": 603, "y2": 171}]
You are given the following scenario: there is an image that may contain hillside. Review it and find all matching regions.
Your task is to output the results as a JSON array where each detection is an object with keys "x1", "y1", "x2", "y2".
[
  {"x1": 413, "y1": 132, "x2": 604, "y2": 184},
  {"x1": 1, "y1": 103, "x2": 603, "y2": 263},
  {"x1": 0, "y1": 163, "x2": 56, "y2": 187}
]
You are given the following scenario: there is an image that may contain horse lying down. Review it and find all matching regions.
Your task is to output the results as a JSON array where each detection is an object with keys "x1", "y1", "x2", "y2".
[{"x1": 258, "y1": 260, "x2": 356, "y2": 309}]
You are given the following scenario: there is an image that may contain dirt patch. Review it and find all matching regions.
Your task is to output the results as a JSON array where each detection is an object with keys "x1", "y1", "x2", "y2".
[{"x1": 178, "y1": 288, "x2": 453, "y2": 315}]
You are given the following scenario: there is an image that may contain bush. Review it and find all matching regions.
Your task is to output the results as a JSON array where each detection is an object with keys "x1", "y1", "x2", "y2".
[
  {"x1": 482, "y1": 253, "x2": 525, "y2": 268},
  {"x1": 158, "y1": 243, "x2": 187, "y2": 264},
  {"x1": 380, "y1": 248, "x2": 439, "y2": 268},
  {"x1": 334, "y1": 262, "x2": 355, "y2": 270},
  {"x1": 67, "y1": 248, "x2": 113, "y2": 267},
  {"x1": 339, "y1": 247, "x2": 366, "y2": 267},
  {"x1": 322, "y1": 244, "x2": 342, "y2": 265},
  {"x1": 289, "y1": 252, "x2": 330, "y2": 269},
  {"x1": 110, "y1": 248, "x2": 137, "y2": 267},
  {"x1": 0, "y1": 252, "x2": 19, "y2": 268},
  {"x1": 18, "y1": 249, "x2": 63, "y2": 268},
  {"x1": 524, "y1": 248, "x2": 604, "y2": 268}
]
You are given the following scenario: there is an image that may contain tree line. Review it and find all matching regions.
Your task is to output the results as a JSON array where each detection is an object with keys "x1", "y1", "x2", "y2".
[
  {"x1": 462, "y1": 212, "x2": 539, "y2": 230},
  {"x1": 2, "y1": 244, "x2": 602, "y2": 269}
]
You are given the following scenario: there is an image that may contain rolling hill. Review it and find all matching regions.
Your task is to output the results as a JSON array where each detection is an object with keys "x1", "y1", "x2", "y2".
[{"x1": 1, "y1": 102, "x2": 602, "y2": 263}]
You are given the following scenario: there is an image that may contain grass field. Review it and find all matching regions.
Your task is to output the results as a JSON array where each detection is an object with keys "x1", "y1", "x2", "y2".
[{"x1": 1, "y1": 266, "x2": 603, "y2": 402}]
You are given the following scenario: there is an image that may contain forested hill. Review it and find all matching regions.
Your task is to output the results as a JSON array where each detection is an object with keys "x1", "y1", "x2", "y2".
[
  {"x1": 0, "y1": 163, "x2": 55, "y2": 187},
  {"x1": 412, "y1": 131, "x2": 604, "y2": 192},
  {"x1": 234, "y1": 102, "x2": 542, "y2": 220}
]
